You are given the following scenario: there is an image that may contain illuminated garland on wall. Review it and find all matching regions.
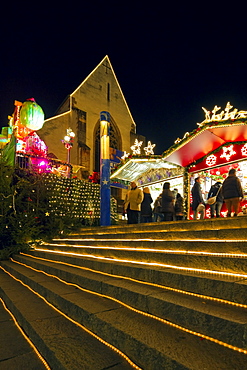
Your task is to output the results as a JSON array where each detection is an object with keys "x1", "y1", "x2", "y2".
[{"x1": 42, "y1": 174, "x2": 118, "y2": 225}]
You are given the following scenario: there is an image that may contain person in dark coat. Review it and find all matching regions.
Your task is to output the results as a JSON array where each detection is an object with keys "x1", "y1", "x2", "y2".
[
  {"x1": 174, "y1": 192, "x2": 184, "y2": 220},
  {"x1": 161, "y1": 182, "x2": 175, "y2": 221},
  {"x1": 153, "y1": 193, "x2": 164, "y2": 222},
  {"x1": 141, "y1": 187, "x2": 153, "y2": 223},
  {"x1": 191, "y1": 177, "x2": 205, "y2": 220},
  {"x1": 207, "y1": 181, "x2": 223, "y2": 218},
  {"x1": 221, "y1": 168, "x2": 244, "y2": 217}
]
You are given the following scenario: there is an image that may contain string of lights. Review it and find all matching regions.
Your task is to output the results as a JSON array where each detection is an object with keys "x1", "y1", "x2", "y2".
[{"x1": 34, "y1": 247, "x2": 247, "y2": 280}]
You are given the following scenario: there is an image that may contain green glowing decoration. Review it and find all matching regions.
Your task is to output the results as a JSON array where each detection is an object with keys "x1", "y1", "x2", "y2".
[{"x1": 20, "y1": 98, "x2": 44, "y2": 131}]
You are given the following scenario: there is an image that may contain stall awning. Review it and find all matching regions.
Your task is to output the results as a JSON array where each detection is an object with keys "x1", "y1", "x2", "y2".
[
  {"x1": 110, "y1": 157, "x2": 182, "y2": 183},
  {"x1": 163, "y1": 122, "x2": 247, "y2": 168}
]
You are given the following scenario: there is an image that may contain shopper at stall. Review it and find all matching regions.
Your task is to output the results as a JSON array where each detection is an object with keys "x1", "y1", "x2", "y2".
[
  {"x1": 175, "y1": 192, "x2": 184, "y2": 220},
  {"x1": 140, "y1": 187, "x2": 153, "y2": 223},
  {"x1": 207, "y1": 181, "x2": 223, "y2": 218},
  {"x1": 161, "y1": 182, "x2": 175, "y2": 221},
  {"x1": 153, "y1": 193, "x2": 164, "y2": 222},
  {"x1": 221, "y1": 168, "x2": 244, "y2": 217},
  {"x1": 124, "y1": 181, "x2": 144, "y2": 224},
  {"x1": 191, "y1": 177, "x2": 206, "y2": 220}
]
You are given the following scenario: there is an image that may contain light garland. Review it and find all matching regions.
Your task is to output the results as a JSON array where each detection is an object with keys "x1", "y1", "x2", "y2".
[
  {"x1": 34, "y1": 247, "x2": 247, "y2": 280},
  {"x1": 42, "y1": 174, "x2": 118, "y2": 225}
]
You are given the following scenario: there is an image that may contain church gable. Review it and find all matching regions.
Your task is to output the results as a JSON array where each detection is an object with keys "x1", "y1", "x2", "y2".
[{"x1": 71, "y1": 56, "x2": 136, "y2": 134}]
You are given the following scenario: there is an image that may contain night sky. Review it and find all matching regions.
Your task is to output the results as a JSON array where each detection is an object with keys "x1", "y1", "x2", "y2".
[{"x1": 1, "y1": 4, "x2": 247, "y2": 154}]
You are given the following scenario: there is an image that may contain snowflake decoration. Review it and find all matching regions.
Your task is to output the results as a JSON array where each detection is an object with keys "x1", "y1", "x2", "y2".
[
  {"x1": 144, "y1": 141, "x2": 156, "y2": 155},
  {"x1": 130, "y1": 139, "x2": 143, "y2": 155},
  {"x1": 241, "y1": 144, "x2": 247, "y2": 157},
  {"x1": 220, "y1": 145, "x2": 236, "y2": 161},
  {"x1": 206, "y1": 154, "x2": 217, "y2": 167},
  {"x1": 121, "y1": 151, "x2": 130, "y2": 160}
]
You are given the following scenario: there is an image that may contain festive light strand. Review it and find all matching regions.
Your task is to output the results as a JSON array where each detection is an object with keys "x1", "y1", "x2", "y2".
[
  {"x1": 48, "y1": 239, "x2": 247, "y2": 258},
  {"x1": 35, "y1": 246, "x2": 247, "y2": 279},
  {"x1": 11, "y1": 257, "x2": 247, "y2": 355}
]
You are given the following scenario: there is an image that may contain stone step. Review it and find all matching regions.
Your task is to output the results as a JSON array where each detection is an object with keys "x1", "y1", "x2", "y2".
[
  {"x1": 50, "y1": 236, "x2": 247, "y2": 253},
  {"x1": 1, "y1": 258, "x2": 247, "y2": 370},
  {"x1": 37, "y1": 241, "x2": 247, "y2": 275},
  {"x1": 0, "y1": 266, "x2": 138, "y2": 370},
  {"x1": 73, "y1": 217, "x2": 247, "y2": 235},
  {"x1": 27, "y1": 250, "x2": 247, "y2": 306},
  {"x1": 66, "y1": 227, "x2": 247, "y2": 240},
  {"x1": 10, "y1": 253, "x2": 247, "y2": 350}
]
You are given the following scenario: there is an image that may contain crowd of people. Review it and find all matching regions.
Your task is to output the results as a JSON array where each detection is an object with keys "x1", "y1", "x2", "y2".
[
  {"x1": 192, "y1": 168, "x2": 244, "y2": 220},
  {"x1": 123, "y1": 168, "x2": 245, "y2": 224},
  {"x1": 123, "y1": 181, "x2": 185, "y2": 224}
]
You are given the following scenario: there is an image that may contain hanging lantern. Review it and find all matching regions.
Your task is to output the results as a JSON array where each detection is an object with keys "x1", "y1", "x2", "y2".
[{"x1": 20, "y1": 98, "x2": 45, "y2": 131}]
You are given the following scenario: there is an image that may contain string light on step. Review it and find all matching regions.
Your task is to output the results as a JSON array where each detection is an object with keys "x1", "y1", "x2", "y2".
[
  {"x1": 45, "y1": 240, "x2": 247, "y2": 258},
  {"x1": 20, "y1": 252, "x2": 247, "y2": 309},
  {"x1": 10, "y1": 257, "x2": 247, "y2": 356},
  {"x1": 34, "y1": 248, "x2": 247, "y2": 280},
  {"x1": 0, "y1": 297, "x2": 51, "y2": 370},
  {"x1": 0, "y1": 265, "x2": 142, "y2": 370}
]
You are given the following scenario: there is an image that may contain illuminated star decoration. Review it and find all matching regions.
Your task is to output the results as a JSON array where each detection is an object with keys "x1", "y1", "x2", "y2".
[
  {"x1": 121, "y1": 151, "x2": 130, "y2": 160},
  {"x1": 144, "y1": 141, "x2": 156, "y2": 155},
  {"x1": 45, "y1": 212, "x2": 50, "y2": 216},
  {"x1": 130, "y1": 139, "x2": 143, "y2": 155},
  {"x1": 220, "y1": 145, "x2": 236, "y2": 161}
]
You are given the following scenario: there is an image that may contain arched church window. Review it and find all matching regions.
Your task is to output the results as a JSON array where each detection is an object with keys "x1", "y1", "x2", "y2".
[{"x1": 94, "y1": 116, "x2": 122, "y2": 172}]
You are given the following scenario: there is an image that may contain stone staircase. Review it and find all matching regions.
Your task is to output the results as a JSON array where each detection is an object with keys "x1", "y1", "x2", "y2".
[{"x1": 1, "y1": 217, "x2": 247, "y2": 369}]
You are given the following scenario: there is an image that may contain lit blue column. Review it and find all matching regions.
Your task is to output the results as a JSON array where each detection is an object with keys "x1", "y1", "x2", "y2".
[{"x1": 100, "y1": 111, "x2": 111, "y2": 226}]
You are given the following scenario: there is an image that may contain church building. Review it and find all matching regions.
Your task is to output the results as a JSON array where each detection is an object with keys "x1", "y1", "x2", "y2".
[{"x1": 38, "y1": 55, "x2": 145, "y2": 180}]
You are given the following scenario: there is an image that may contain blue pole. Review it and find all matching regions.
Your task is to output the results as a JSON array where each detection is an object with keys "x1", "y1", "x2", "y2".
[{"x1": 100, "y1": 111, "x2": 111, "y2": 226}]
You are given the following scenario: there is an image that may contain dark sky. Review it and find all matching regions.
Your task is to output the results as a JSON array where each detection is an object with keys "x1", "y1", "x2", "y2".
[{"x1": 1, "y1": 4, "x2": 247, "y2": 154}]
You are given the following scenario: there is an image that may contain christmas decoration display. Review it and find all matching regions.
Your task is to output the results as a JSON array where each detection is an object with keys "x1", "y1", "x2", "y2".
[
  {"x1": 130, "y1": 139, "x2": 143, "y2": 155},
  {"x1": 19, "y1": 98, "x2": 45, "y2": 131},
  {"x1": 121, "y1": 151, "x2": 130, "y2": 160},
  {"x1": 198, "y1": 102, "x2": 247, "y2": 127},
  {"x1": 220, "y1": 145, "x2": 236, "y2": 161},
  {"x1": 205, "y1": 154, "x2": 217, "y2": 167},
  {"x1": 144, "y1": 141, "x2": 156, "y2": 155}
]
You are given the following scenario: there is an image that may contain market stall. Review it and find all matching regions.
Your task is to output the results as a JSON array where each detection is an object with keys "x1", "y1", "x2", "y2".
[{"x1": 162, "y1": 102, "x2": 247, "y2": 218}]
